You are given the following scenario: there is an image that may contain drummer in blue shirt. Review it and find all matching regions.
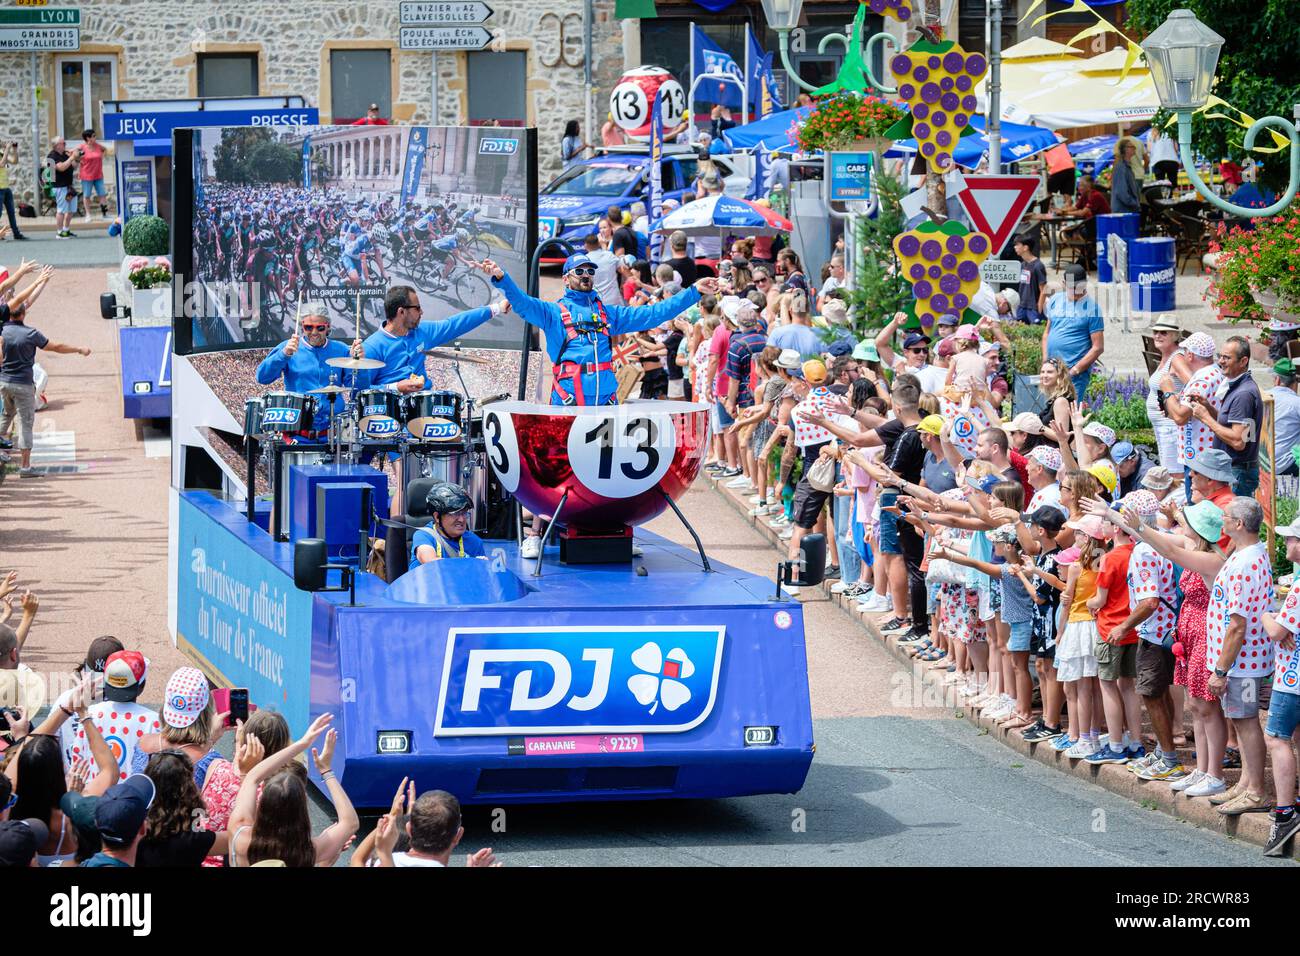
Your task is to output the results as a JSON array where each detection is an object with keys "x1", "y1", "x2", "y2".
[
  {"x1": 410, "y1": 482, "x2": 486, "y2": 569},
  {"x1": 357, "y1": 284, "x2": 509, "y2": 394},
  {"x1": 255, "y1": 301, "x2": 364, "y2": 436}
]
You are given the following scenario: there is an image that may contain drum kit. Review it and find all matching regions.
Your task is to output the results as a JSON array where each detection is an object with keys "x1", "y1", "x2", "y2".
[{"x1": 242, "y1": 348, "x2": 496, "y2": 533}]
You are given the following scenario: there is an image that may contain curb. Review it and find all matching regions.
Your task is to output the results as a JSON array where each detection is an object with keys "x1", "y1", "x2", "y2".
[{"x1": 704, "y1": 471, "x2": 1295, "y2": 860}]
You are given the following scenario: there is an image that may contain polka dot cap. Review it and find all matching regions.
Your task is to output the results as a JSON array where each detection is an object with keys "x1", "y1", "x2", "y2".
[{"x1": 163, "y1": 666, "x2": 209, "y2": 729}]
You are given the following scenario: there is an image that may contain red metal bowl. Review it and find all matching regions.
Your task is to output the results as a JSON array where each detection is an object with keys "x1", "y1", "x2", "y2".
[{"x1": 482, "y1": 400, "x2": 709, "y2": 530}]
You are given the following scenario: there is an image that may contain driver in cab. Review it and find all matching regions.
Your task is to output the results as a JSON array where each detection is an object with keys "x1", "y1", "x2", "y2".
[{"x1": 410, "y1": 482, "x2": 486, "y2": 569}]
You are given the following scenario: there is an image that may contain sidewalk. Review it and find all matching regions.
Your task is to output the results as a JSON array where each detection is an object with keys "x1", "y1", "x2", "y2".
[
  {"x1": 0, "y1": 266, "x2": 185, "y2": 681},
  {"x1": 705, "y1": 472, "x2": 1296, "y2": 859}
]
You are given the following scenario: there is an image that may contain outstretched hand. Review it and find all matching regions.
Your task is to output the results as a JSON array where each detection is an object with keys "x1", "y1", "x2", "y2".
[
  {"x1": 479, "y1": 259, "x2": 504, "y2": 280},
  {"x1": 694, "y1": 277, "x2": 719, "y2": 295}
]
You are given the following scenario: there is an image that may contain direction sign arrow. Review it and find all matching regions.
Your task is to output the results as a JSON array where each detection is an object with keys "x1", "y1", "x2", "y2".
[
  {"x1": 956, "y1": 175, "x2": 1039, "y2": 256},
  {"x1": 399, "y1": 25, "x2": 492, "y2": 50},
  {"x1": 400, "y1": 1, "x2": 493, "y2": 24}
]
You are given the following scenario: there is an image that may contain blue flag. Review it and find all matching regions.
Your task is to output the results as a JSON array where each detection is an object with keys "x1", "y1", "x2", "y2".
[
  {"x1": 746, "y1": 28, "x2": 782, "y2": 117},
  {"x1": 692, "y1": 25, "x2": 744, "y2": 109},
  {"x1": 301, "y1": 135, "x2": 312, "y2": 190},
  {"x1": 747, "y1": 144, "x2": 774, "y2": 201},
  {"x1": 400, "y1": 127, "x2": 428, "y2": 208},
  {"x1": 649, "y1": 87, "x2": 665, "y2": 265}
]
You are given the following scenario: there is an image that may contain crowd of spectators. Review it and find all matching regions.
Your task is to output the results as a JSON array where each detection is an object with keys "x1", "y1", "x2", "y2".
[
  {"x1": 0, "y1": 580, "x2": 497, "y2": 867},
  {"x1": 689, "y1": 229, "x2": 1298, "y2": 857}
]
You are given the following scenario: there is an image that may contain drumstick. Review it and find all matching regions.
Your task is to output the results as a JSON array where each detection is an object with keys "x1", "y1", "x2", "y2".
[
  {"x1": 295, "y1": 290, "x2": 302, "y2": 339},
  {"x1": 355, "y1": 293, "x2": 361, "y2": 342}
]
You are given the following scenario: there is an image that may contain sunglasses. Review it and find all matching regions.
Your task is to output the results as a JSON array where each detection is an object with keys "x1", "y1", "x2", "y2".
[
  {"x1": 302, "y1": 323, "x2": 329, "y2": 331},
  {"x1": 906, "y1": 347, "x2": 929, "y2": 354},
  {"x1": 571, "y1": 267, "x2": 597, "y2": 277}
]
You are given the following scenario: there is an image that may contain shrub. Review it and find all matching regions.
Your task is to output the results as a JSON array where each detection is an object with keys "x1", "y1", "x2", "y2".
[
  {"x1": 1269, "y1": 495, "x2": 1297, "y2": 580},
  {"x1": 123, "y1": 214, "x2": 169, "y2": 257}
]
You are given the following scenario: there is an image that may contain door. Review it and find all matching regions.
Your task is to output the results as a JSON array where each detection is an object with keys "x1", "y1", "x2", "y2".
[{"x1": 788, "y1": 54, "x2": 837, "y2": 103}]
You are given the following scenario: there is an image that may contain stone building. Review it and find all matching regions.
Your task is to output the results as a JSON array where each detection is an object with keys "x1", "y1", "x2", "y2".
[{"x1": 0, "y1": 0, "x2": 626, "y2": 205}]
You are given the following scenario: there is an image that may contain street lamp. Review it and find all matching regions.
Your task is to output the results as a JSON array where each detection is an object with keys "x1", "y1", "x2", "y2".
[{"x1": 1141, "y1": 8, "x2": 1299, "y2": 218}]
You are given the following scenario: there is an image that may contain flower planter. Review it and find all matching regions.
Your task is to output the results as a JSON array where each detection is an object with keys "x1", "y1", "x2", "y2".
[
  {"x1": 1252, "y1": 287, "x2": 1300, "y2": 326},
  {"x1": 848, "y1": 137, "x2": 892, "y2": 154},
  {"x1": 131, "y1": 285, "x2": 172, "y2": 325}
]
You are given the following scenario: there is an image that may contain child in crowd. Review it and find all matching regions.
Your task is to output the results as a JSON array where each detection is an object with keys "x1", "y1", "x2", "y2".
[
  {"x1": 1086, "y1": 510, "x2": 1145, "y2": 765},
  {"x1": 1056, "y1": 516, "x2": 1110, "y2": 758},
  {"x1": 942, "y1": 520, "x2": 1038, "y2": 727}
]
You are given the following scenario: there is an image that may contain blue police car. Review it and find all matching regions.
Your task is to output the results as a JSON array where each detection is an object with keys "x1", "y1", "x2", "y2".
[{"x1": 538, "y1": 145, "x2": 749, "y2": 256}]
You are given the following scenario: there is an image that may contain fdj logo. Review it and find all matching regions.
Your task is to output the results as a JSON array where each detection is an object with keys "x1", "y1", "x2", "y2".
[
  {"x1": 421, "y1": 421, "x2": 461, "y2": 440},
  {"x1": 435, "y1": 626, "x2": 726, "y2": 735},
  {"x1": 363, "y1": 417, "x2": 400, "y2": 437},
  {"x1": 363, "y1": 404, "x2": 390, "y2": 416},
  {"x1": 262, "y1": 408, "x2": 301, "y2": 426},
  {"x1": 479, "y1": 138, "x2": 518, "y2": 155}
]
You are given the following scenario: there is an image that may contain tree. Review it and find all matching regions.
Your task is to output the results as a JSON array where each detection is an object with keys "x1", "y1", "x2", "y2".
[
  {"x1": 843, "y1": 166, "x2": 911, "y2": 336},
  {"x1": 211, "y1": 128, "x2": 301, "y2": 184},
  {"x1": 247, "y1": 141, "x2": 302, "y2": 184},
  {"x1": 1127, "y1": 0, "x2": 1300, "y2": 191}
]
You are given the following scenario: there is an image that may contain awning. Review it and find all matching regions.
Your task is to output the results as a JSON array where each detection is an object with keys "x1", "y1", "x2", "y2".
[
  {"x1": 977, "y1": 55, "x2": 1160, "y2": 129},
  {"x1": 1000, "y1": 37, "x2": 1083, "y2": 60},
  {"x1": 722, "y1": 106, "x2": 812, "y2": 152}
]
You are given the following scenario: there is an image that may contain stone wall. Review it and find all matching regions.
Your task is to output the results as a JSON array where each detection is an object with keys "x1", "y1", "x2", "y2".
[{"x1": 0, "y1": 0, "x2": 627, "y2": 203}]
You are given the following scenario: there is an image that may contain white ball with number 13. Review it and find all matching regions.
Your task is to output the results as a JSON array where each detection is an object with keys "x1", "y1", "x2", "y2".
[
  {"x1": 609, "y1": 67, "x2": 685, "y2": 141},
  {"x1": 568, "y1": 411, "x2": 676, "y2": 498}
]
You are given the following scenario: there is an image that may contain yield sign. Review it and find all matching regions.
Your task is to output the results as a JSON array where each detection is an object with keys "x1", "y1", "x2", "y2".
[{"x1": 956, "y1": 175, "x2": 1039, "y2": 254}]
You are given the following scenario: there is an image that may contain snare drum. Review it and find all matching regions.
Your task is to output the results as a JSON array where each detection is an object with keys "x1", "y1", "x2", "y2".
[
  {"x1": 260, "y1": 392, "x2": 317, "y2": 434},
  {"x1": 355, "y1": 388, "x2": 405, "y2": 441},
  {"x1": 404, "y1": 389, "x2": 463, "y2": 442},
  {"x1": 243, "y1": 397, "x2": 266, "y2": 438}
]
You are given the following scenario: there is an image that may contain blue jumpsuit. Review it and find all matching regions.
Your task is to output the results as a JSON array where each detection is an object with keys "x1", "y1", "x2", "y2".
[{"x1": 490, "y1": 271, "x2": 701, "y2": 406}]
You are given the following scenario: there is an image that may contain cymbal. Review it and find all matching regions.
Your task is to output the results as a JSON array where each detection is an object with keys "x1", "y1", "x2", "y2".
[
  {"x1": 307, "y1": 384, "x2": 352, "y2": 395},
  {"x1": 326, "y1": 356, "x2": 385, "y2": 370},
  {"x1": 423, "y1": 348, "x2": 491, "y2": 365}
]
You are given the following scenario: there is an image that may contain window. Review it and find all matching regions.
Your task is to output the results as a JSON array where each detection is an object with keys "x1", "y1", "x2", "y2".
[
  {"x1": 468, "y1": 51, "x2": 526, "y2": 126},
  {"x1": 197, "y1": 53, "x2": 259, "y2": 98},
  {"x1": 56, "y1": 57, "x2": 116, "y2": 142},
  {"x1": 330, "y1": 50, "x2": 391, "y2": 124}
]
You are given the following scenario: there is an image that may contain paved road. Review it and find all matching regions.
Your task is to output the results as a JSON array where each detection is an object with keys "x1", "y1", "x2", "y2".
[
  {"x1": 316, "y1": 483, "x2": 1281, "y2": 867},
  {"x1": 0, "y1": 232, "x2": 121, "y2": 268}
]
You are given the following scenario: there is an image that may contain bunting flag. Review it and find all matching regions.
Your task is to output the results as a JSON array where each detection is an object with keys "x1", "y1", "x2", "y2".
[
  {"x1": 747, "y1": 143, "x2": 773, "y2": 201},
  {"x1": 614, "y1": 0, "x2": 657, "y2": 18},
  {"x1": 648, "y1": 86, "x2": 666, "y2": 264},
  {"x1": 1019, "y1": 0, "x2": 1289, "y2": 152},
  {"x1": 399, "y1": 127, "x2": 429, "y2": 207},
  {"x1": 746, "y1": 25, "x2": 783, "y2": 116},
  {"x1": 692, "y1": 24, "x2": 745, "y2": 109}
]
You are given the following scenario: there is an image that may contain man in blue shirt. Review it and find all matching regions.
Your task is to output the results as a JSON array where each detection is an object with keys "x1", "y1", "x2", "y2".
[
  {"x1": 1272, "y1": 359, "x2": 1300, "y2": 477},
  {"x1": 80, "y1": 773, "x2": 154, "y2": 867},
  {"x1": 479, "y1": 255, "x2": 715, "y2": 407},
  {"x1": 1042, "y1": 263, "x2": 1105, "y2": 397},
  {"x1": 358, "y1": 285, "x2": 508, "y2": 395},
  {"x1": 410, "y1": 482, "x2": 486, "y2": 569},
  {"x1": 255, "y1": 302, "x2": 365, "y2": 436}
]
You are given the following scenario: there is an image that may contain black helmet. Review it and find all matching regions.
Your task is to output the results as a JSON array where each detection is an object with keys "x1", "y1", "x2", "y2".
[{"x1": 425, "y1": 482, "x2": 472, "y2": 516}]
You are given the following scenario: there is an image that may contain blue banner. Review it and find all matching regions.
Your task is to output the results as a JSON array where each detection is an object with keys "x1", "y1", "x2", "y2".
[
  {"x1": 649, "y1": 86, "x2": 665, "y2": 264},
  {"x1": 434, "y1": 625, "x2": 726, "y2": 735},
  {"x1": 747, "y1": 143, "x2": 772, "y2": 201},
  {"x1": 400, "y1": 127, "x2": 429, "y2": 208},
  {"x1": 692, "y1": 25, "x2": 744, "y2": 109},
  {"x1": 746, "y1": 26, "x2": 782, "y2": 116},
  {"x1": 175, "y1": 496, "x2": 316, "y2": 736},
  {"x1": 301, "y1": 135, "x2": 312, "y2": 189},
  {"x1": 101, "y1": 107, "x2": 319, "y2": 157}
]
